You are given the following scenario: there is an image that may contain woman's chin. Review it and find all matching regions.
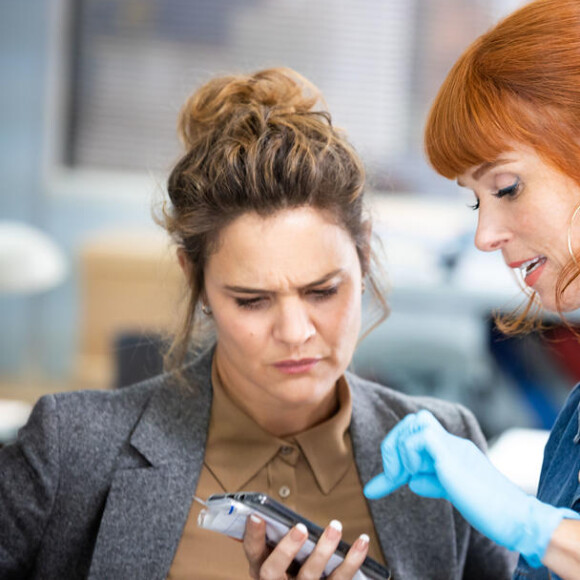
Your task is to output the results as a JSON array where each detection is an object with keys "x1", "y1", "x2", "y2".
[
  {"x1": 538, "y1": 289, "x2": 580, "y2": 314},
  {"x1": 558, "y1": 300, "x2": 580, "y2": 314}
]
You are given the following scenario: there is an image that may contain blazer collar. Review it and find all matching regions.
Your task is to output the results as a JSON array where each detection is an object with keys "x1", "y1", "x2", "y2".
[
  {"x1": 347, "y1": 371, "x2": 399, "y2": 484},
  {"x1": 130, "y1": 371, "x2": 212, "y2": 467},
  {"x1": 347, "y1": 373, "x2": 400, "y2": 576},
  {"x1": 347, "y1": 372, "x2": 460, "y2": 577},
  {"x1": 88, "y1": 349, "x2": 214, "y2": 580}
]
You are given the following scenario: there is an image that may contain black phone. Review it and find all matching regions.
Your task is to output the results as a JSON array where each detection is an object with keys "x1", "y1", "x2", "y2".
[{"x1": 197, "y1": 491, "x2": 391, "y2": 579}]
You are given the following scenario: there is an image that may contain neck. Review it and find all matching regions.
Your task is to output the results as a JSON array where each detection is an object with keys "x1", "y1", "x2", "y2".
[
  {"x1": 214, "y1": 353, "x2": 339, "y2": 437},
  {"x1": 243, "y1": 396, "x2": 338, "y2": 438}
]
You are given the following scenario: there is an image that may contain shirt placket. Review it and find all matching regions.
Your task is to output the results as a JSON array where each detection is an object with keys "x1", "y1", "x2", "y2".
[{"x1": 267, "y1": 444, "x2": 299, "y2": 511}]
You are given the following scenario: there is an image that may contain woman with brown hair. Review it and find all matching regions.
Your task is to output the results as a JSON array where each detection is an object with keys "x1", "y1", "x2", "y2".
[
  {"x1": 0, "y1": 67, "x2": 513, "y2": 579},
  {"x1": 365, "y1": 1, "x2": 580, "y2": 579}
]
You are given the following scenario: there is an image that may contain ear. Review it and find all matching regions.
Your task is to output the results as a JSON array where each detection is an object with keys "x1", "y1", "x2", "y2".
[
  {"x1": 177, "y1": 247, "x2": 193, "y2": 281},
  {"x1": 177, "y1": 247, "x2": 207, "y2": 302},
  {"x1": 177, "y1": 247, "x2": 187, "y2": 271}
]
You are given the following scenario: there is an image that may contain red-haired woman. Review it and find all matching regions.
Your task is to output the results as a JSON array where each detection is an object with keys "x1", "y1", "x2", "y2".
[{"x1": 365, "y1": 1, "x2": 580, "y2": 579}]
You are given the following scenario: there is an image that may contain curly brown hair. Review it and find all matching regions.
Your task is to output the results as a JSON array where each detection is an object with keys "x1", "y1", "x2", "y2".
[{"x1": 158, "y1": 67, "x2": 389, "y2": 372}]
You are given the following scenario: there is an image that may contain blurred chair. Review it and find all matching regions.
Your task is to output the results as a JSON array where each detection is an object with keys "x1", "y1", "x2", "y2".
[
  {"x1": 113, "y1": 332, "x2": 165, "y2": 389},
  {"x1": 0, "y1": 220, "x2": 68, "y2": 442},
  {"x1": 0, "y1": 399, "x2": 33, "y2": 445},
  {"x1": 0, "y1": 221, "x2": 67, "y2": 294},
  {"x1": 352, "y1": 310, "x2": 536, "y2": 439},
  {"x1": 75, "y1": 230, "x2": 183, "y2": 390}
]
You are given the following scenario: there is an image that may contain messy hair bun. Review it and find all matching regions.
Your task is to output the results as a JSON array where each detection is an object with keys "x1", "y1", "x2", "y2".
[
  {"x1": 159, "y1": 67, "x2": 388, "y2": 374},
  {"x1": 177, "y1": 67, "x2": 321, "y2": 150}
]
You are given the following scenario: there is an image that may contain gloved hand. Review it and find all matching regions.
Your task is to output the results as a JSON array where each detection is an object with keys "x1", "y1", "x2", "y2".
[{"x1": 363, "y1": 410, "x2": 580, "y2": 568}]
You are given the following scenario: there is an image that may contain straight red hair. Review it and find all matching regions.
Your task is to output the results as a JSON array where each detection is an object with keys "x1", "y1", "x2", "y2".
[{"x1": 424, "y1": 0, "x2": 580, "y2": 332}]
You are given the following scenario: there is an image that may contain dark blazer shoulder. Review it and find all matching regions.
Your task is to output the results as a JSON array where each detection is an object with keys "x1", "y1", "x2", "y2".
[
  {"x1": 48, "y1": 347, "x2": 213, "y2": 441},
  {"x1": 345, "y1": 372, "x2": 513, "y2": 580},
  {"x1": 44, "y1": 376, "x2": 163, "y2": 450},
  {"x1": 27, "y1": 347, "x2": 213, "y2": 474},
  {"x1": 51, "y1": 377, "x2": 159, "y2": 421},
  {"x1": 346, "y1": 370, "x2": 484, "y2": 445}
]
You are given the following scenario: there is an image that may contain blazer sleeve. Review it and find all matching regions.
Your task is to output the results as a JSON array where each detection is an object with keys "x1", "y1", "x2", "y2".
[{"x1": 0, "y1": 394, "x2": 61, "y2": 578}]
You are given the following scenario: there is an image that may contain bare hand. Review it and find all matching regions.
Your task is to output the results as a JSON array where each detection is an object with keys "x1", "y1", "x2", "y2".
[{"x1": 243, "y1": 514, "x2": 370, "y2": 579}]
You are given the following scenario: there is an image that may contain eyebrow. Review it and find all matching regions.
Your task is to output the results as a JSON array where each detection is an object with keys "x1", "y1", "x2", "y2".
[
  {"x1": 457, "y1": 157, "x2": 515, "y2": 187},
  {"x1": 223, "y1": 269, "x2": 344, "y2": 294}
]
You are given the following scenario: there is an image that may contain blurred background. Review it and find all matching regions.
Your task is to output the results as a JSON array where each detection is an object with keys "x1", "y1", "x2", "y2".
[{"x1": 2, "y1": 0, "x2": 577, "y2": 489}]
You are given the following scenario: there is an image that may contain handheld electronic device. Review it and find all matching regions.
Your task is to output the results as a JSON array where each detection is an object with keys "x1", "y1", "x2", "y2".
[{"x1": 197, "y1": 492, "x2": 391, "y2": 580}]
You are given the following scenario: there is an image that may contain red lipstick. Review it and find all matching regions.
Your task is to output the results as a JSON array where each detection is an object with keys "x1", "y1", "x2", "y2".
[
  {"x1": 507, "y1": 256, "x2": 547, "y2": 287},
  {"x1": 508, "y1": 259, "x2": 529, "y2": 269}
]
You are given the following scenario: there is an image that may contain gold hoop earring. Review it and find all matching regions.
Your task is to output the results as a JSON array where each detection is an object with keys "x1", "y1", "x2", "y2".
[
  {"x1": 201, "y1": 303, "x2": 212, "y2": 316},
  {"x1": 567, "y1": 203, "x2": 580, "y2": 267}
]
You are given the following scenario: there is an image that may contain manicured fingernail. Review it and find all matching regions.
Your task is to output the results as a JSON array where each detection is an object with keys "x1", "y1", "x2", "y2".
[
  {"x1": 325, "y1": 519, "x2": 342, "y2": 540},
  {"x1": 291, "y1": 523, "x2": 308, "y2": 541},
  {"x1": 354, "y1": 533, "x2": 369, "y2": 551},
  {"x1": 250, "y1": 514, "x2": 262, "y2": 525}
]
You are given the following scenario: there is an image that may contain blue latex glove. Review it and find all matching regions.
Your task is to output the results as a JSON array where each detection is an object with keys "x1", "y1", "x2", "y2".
[{"x1": 364, "y1": 410, "x2": 580, "y2": 568}]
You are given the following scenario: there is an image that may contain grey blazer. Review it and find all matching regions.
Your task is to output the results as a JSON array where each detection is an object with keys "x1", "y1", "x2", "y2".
[{"x1": 0, "y1": 348, "x2": 515, "y2": 579}]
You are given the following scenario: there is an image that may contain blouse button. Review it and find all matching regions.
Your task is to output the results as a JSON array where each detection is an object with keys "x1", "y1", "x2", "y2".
[
  {"x1": 278, "y1": 485, "x2": 291, "y2": 499},
  {"x1": 577, "y1": 469, "x2": 580, "y2": 484},
  {"x1": 280, "y1": 446, "x2": 293, "y2": 455}
]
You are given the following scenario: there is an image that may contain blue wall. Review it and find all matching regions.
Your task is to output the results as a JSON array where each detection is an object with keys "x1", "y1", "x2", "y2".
[
  {"x1": 0, "y1": 0, "x2": 155, "y2": 380},
  {"x1": 1, "y1": 0, "x2": 51, "y2": 376}
]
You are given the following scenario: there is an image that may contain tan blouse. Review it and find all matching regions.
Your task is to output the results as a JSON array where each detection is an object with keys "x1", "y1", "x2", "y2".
[{"x1": 167, "y1": 363, "x2": 386, "y2": 579}]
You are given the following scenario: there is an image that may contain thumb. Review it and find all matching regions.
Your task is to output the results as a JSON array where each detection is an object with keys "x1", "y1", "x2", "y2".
[{"x1": 364, "y1": 473, "x2": 401, "y2": 499}]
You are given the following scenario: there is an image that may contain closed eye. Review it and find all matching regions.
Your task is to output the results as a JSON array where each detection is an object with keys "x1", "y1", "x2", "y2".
[
  {"x1": 235, "y1": 296, "x2": 267, "y2": 310},
  {"x1": 233, "y1": 284, "x2": 340, "y2": 310},
  {"x1": 467, "y1": 199, "x2": 480, "y2": 211},
  {"x1": 494, "y1": 179, "x2": 520, "y2": 199},
  {"x1": 308, "y1": 285, "x2": 339, "y2": 301}
]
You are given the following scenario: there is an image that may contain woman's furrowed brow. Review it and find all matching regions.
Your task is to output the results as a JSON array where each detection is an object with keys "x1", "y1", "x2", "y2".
[{"x1": 223, "y1": 269, "x2": 344, "y2": 294}]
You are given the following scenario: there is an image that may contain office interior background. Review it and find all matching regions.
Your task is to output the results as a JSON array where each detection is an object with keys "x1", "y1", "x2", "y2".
[{"x1": 2, "y1": 0, "x2": 575, "y2": 485}]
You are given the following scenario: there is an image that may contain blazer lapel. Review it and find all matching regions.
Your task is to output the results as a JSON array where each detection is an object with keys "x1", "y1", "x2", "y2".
[
  {"x1": 347, "y1": 373, "x2": 398, "y2": 481},
  {"x1": 348, "y1": 374, "x2": 459, "y2": 578},
  {"x1": 88, "y1": 366, "x2": 213, "y2": 580}
]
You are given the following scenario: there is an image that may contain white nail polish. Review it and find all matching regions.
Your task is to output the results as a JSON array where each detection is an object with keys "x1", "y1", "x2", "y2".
[
  {"x1": 359, "y1": 533, "x2": 369, "y2": 544},
  {"x1": 250, "y1": 514, "x2": 262, "y2": 524},
  {"x1": 329, "y1": 519, "x2": 343, "y2": 532},
  {"x1": 295, "y1": 523, "x2": 308, "y2": 534}
]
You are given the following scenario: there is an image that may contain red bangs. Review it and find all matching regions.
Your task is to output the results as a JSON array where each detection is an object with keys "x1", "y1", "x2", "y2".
[{"x1": 424, "y1": 57, "x2": 529, "y2": 179}]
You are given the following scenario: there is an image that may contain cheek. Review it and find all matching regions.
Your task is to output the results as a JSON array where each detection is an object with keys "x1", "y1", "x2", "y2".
[
  {"x1": 213, "y1": 311, "x2": 267, "y2": 353},
  {"x1": 517, "y1": 211, "x2": 536, "y2": 234},
  {"x1": 324, "y1": 292, "x2": 361, "y2": 345}
]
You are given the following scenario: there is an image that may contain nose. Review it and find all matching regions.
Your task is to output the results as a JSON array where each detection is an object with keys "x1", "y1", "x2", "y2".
[
  {"x1": 474, "y1": 210, "x2": 512, "y2": 253},
  {"x1": 272, "y1": 298, "x2": 315, "y2": 345}
]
